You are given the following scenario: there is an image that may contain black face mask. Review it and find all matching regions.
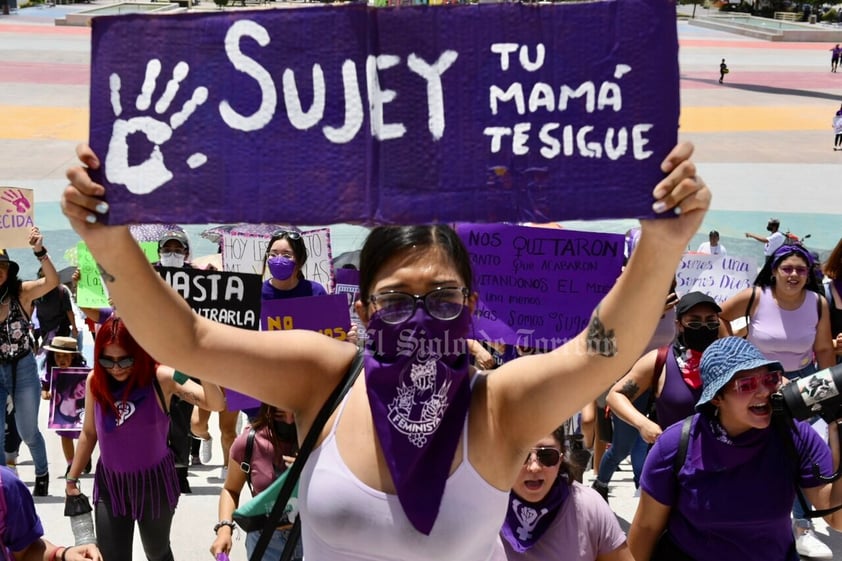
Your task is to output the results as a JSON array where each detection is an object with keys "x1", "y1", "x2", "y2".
[
  {"x1": 681, "y1": 326, "x2": 718, "y2": 352},
  {"x1": 273, "y1": 420, "x2": 296, "y2": 441}
]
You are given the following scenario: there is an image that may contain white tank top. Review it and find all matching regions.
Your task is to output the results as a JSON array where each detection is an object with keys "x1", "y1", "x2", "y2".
[{"x1": 298, "y1": 377, "x2": 509, "y2": 561}]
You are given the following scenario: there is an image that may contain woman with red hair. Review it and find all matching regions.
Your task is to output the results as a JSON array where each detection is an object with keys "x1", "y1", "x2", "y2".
[{"x1": 64, "y1": 316, "x2": 225, "y2": 561}]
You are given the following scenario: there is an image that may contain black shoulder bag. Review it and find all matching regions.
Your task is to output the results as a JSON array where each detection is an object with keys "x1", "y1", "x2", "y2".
[{"x1": 250, "y1": 349, "x2": 365, "y2": 561}]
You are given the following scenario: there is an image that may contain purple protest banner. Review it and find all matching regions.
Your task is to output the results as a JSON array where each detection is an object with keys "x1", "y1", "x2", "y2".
[
  {"x1": 89, "y1": 1, "x2": 679, "y2": 226},
  {"x1": 49, "y1": 367, "x2": 90, "y2": 431},
  {"x1": 456, "y1": 223, "x2": 624, "y2": 351}
]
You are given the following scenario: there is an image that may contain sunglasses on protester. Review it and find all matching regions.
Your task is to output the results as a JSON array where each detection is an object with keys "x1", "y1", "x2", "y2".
[
  {"x1": 729, "y1": 370, "x2": 782, "y2": 394},
  {"x1": 368, "y1": 287, "x2": 469, "y2": 325},
  {"x1": 98, "y1": 356, "x2": 135, "y2": 369},
  {"x1": 523, "y1": 447, "x2": 562, "y2": 468},
  {"x1": 681, "y1": 319, "x2": 720, "y2": 330},
  {"x1": 777, "y1": 265, "x2": 809, "y2": 277},
  {"x1": 270, "y1": 229, "x2": 302, "y2": 241}
]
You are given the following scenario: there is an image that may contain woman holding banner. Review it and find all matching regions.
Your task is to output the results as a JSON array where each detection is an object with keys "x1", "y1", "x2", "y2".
[{"x1": 61, "y1": 142, "x2": 709, "y2": 560}]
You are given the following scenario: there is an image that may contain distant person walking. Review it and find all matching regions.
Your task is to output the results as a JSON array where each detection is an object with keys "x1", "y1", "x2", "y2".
[
  {"x1": 719, "y1": 58, "x2": 729, "y2": 84},
  {"x1": 831, "y1": 44, "x2": 841, "y2": 72},
  {"x1": 833, "y1": 103, "x2": 842, "y2": 150}
]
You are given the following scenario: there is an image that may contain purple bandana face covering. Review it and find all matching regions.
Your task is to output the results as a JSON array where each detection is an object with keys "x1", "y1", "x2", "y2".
[
  {"x1": 501, "y1": 477, "x2": 569, "y2": 552},
  {"x1": 364, "y1": 305, "x2": 472, "y2": 535},
  {"x1": 267, "y1": 256, "x2": 295, "y2": 281}
]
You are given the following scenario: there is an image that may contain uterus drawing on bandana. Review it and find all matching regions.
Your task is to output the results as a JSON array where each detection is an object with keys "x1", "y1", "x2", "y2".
[
  {"x1": 510, "y1": 499, "x2": 550, "y2": 542},
  {"x1": 387, "y1": 360, "x2": 453, "y2": 448}
]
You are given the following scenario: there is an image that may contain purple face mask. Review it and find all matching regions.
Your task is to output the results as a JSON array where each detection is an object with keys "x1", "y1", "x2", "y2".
[
  {"x1": 267, "y1": 256, "x2": 295, "y2": 281},
  {"x1": 364, "y1": 305, "x2": 472, "y2": 535}
]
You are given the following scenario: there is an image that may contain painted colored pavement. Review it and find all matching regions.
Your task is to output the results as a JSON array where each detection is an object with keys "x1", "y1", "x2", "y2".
[{"x1": 0, "y1": 6, "x2": 840, "y2": 560}]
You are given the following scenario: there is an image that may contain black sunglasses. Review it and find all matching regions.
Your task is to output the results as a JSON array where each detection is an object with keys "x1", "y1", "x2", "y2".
[
  {"x1": 271, "y1": 229, "x2": 302, "y2": 241},
  {"x1": 524, "y1": 447, "x2": 562, "y2": 467},
  {"x1": 98, "y1": 356, "x2": 135, "y2": 369}
]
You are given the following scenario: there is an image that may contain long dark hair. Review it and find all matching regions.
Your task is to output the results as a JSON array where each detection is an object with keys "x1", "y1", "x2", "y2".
[
  {"x1": 754, "y1": 244, "x2": 822, "y2": 295},
  {"x1": 358, "y1": 225, "x2": 473, "y2": 303},
  {"x1": 550, "y1": 426, "x2": 580, "y2": 486},
  {"x1": 251, "y1": 403, "x2": 299, "y2": 465}
]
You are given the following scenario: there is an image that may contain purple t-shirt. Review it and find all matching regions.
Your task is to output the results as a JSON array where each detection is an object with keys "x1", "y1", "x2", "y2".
[
  {"x1": 261, "y1": 279, "x2": 327, "y2": 301},
  {"x1": 501, "y1": 482, "x2": 627, "y2": 561},
  {"x1": 641, "y1": 414, "x2": 832, "y2": 561},
  {"x1": 0, "y1": 467, "x2": 44, "y2": 560}
]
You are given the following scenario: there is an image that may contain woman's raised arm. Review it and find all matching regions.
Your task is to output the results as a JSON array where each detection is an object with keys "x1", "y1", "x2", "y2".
[{"x1": 62, "y1": 145, "x2": 357, "y2": 417}]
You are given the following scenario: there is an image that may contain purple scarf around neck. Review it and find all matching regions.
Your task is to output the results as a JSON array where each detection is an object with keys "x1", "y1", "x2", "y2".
[
  {"x1": 364, "y1": 306, "x2": 472, "y2": 535},
  {"x1": 500, "y1": 477, "x2": 569, "y2": 552}
]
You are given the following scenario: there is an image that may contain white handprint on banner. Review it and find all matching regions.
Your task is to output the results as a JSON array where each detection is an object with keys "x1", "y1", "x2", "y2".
[{"x1": 105, "y1": 59, "x2": 209, "y2": 195}]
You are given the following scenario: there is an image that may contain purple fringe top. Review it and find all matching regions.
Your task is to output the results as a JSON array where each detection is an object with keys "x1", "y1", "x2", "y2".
[{"x1": 93, "y1": 382, "x2": 179, "y2": 520}]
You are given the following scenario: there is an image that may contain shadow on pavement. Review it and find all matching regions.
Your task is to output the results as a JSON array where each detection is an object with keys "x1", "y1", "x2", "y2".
[{"x1": 681, "y1": 75, "x2": 842, "y2": 102}]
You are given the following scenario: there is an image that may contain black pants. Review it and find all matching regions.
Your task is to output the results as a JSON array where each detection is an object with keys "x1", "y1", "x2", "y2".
[
  {"x1": 168, "y1": 397, "x2": 194, "y2": 468},
  {"x1": 95, "y1": 481, "x2": 176, "y2": 561}
]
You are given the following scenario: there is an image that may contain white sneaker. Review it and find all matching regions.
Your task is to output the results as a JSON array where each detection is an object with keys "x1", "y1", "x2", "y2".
[
  {"x1": 794, "y1": 526, "x2": 833, "y2": 559},
  {"x1": 200, "y1": 436, "x2": 213, "y2": 465}
]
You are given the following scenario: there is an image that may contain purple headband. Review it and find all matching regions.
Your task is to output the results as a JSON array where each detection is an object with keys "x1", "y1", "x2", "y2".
[{"x1": 771, "y1": 243, "x2": 814, "y2": 269}]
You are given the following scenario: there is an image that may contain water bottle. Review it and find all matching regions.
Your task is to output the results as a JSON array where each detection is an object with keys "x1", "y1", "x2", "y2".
[{"x1": 65, "y1": 494, "x2": 97, "y2": 546}]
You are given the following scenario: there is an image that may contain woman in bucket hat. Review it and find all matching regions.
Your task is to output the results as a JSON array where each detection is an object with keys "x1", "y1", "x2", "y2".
[
  {"x1": 628, "y1": 337, "x2": 842, "y2": 561},
  {"x1": 720, "y1": 243, "x2": 835, "y2": 556},
  {"x1": 0, "y1": 227, "x2": 61, "y2": 497}
]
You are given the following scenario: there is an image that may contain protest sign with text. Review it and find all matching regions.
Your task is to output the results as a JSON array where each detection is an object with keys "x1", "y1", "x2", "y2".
[
  {"x1": 0, "y1": 187, "x2": 34, "y2": 248},
  {"x1": 675, "y1": 253, "x2": 757, "y2": 304},
  {"x1": 158, "y1": 267, "x2": 262, "y2": 329},
  {"x1": 457, "y1": 223, "x2": 624, "y2": 351},
  {"x1": 90, "y1": 1, "x2": 679, "y2": 226},
  {"x1": 222, "y1": 228, "x2": 335, "y2": 289},
  {"x1": 76, "y1": 241, "x2": 160, "y2": 307}
]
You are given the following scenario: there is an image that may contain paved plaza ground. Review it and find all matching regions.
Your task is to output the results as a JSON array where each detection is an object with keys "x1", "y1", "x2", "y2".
[{"x1": 1, "y1": 4, "x2": 842, "y2": 559}]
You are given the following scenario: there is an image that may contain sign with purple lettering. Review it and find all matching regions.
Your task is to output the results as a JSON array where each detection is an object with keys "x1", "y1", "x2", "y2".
[
  {"x1": 49, "y1": 367, "x2": 90, "y2": 430},
  {"x1": 457, "y1": 223, "x2": 624, "y2": 351},
  {"x1": 89, "y1": 0, "x2": 679, "y2": 226}
]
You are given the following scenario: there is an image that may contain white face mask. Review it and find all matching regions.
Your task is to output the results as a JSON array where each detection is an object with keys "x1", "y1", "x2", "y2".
[{"x1": 159, "y1": 252, "x2": 185, "y2": 268}]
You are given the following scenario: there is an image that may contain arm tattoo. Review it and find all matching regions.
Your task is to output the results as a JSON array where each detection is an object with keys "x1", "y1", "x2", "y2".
[
  {"x1": 174, "y1": 388, "x2": 200, "y2": 406},
  {"x1": 585, "y1": 305, "x2": 617, "y2": 357},
  {"x1": 97, "y1": 264, "x2": 115, "y2": 283},
  {"x1": 618, "y1": 379, "x2": 640, "y2": 400}
]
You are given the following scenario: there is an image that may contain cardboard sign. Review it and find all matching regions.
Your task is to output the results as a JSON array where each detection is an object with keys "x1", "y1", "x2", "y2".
[
  {"x1": 0, "y1": 187, "x2": 34, "y2": 248},
  {"x1": 48, "y1": 367, "x2": 90, "y2": 431},
  {"x1": 89, "y1": 1, "x2": 679, "y2": 225},
  {"x1": 457, "y1": 223, "x2": 624, "y2": 351},
  {"x1": 675, "y1": 253, "x2": 757, "y2": 304},
  {"x1": 221, "y1": 228, "x2": 334, "y2": 290}
]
